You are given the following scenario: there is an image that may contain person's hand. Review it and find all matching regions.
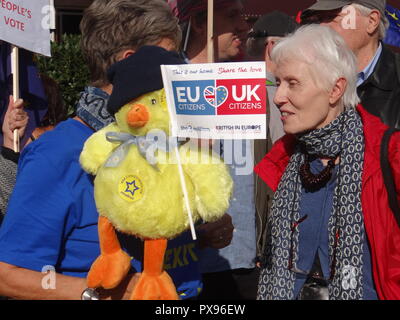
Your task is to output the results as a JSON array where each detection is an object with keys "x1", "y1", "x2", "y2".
[
  {"x1": 2, "y1": 96, "x2": 27, "y2": 149},
  {"x1": 196, "y1": 213, "x2": 234, "y2": 249},
  {"x1": 99, "y1": 272, "x2": 141, "y2": 300}
]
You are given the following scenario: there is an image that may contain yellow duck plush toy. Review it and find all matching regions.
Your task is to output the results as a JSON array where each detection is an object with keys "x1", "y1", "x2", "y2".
[{"x1": 79, "y1": 46, "x2": 233, "y2": 300}]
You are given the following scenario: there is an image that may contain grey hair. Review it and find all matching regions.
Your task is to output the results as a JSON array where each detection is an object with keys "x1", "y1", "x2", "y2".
[
  {"x1": 349, "y1": 3, "x2": 389, "y2": 40},
  {"x1": 80, "y1": 0, "x2": 182, "y2": 87},
  {"x1": 271, "y1": 24, "x2": 360, "y2": 109}
]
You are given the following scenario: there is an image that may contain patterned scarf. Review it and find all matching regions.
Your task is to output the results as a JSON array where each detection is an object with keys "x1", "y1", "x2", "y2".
[
  {"x1": 75, "y1": 86, "x2": 114, "y2": 132},
  {"x1": 258, "y1": 108, "x2": 366, "y2": 300}
]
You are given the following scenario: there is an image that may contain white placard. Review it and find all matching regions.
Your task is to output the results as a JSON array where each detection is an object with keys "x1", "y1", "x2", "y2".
[
  {"x1": 0, "y1": 0, "x2": 52, "y2": 56},
  {"x1": 161, "y1": 61, "x2": 267, "y2": 140}
]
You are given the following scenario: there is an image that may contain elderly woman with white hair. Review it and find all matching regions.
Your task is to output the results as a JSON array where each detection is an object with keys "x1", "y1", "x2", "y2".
[{"x1": 255, "y1": 24, "x2": 400, "y2": 300}]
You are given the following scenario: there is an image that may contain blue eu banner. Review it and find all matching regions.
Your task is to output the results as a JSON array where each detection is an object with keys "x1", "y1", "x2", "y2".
[{"x1": 384, "y1": 4, "x2": 400, "y2": 48}]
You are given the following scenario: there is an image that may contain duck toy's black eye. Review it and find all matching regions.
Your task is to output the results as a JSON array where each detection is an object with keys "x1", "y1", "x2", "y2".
[{"x1": 151, "y1": 99, "x2": 157, "y2": 105}]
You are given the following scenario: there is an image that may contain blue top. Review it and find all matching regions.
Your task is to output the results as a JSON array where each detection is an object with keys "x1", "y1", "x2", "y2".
[
  {"x1": 292, "y1": 158, "x2": 377, "y2": 300},
  {"x1": 198, "y1": 140, "x2": 256, "y2": 273},
  {"x1": 0, "y1": 119, "x2": 201, "y2": 299}
]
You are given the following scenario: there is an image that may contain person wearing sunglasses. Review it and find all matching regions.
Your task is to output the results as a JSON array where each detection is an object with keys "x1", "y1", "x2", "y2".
[
  {"x1": 246, "y1": 11, "x2": 298, "y2": 145},
  {"x1": 246, "y1": 12, "x2": 299, "y2": 277}
]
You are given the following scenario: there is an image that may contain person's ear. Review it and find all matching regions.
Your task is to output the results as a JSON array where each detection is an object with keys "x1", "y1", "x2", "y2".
[
  {"x1": 329, "y1": 77, "x2": 347, "y2": 105},
  {"x1": 117, "y1": 49, "x2": 135, "y2": 62},
  {"x1": 366, "y1": 9, "x2": 380, "y2": 35}
]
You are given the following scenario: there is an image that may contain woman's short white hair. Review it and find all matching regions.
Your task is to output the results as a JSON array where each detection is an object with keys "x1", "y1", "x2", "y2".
[{"x1": 271, "y1": 24, "x2": 360, "y2": 109}]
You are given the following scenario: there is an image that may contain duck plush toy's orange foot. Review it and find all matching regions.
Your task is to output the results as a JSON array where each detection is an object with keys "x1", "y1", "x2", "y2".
[
  {"x1": 87, "y1": 216, "x2": 131, "y2": 289},
  {"x1": 87, "y1": 217, "x2": 179, "y2": 300},
  {"x1": 131, "y1": 270, "x2": 179, "y2": 300},
  {"x1": 131, "y1": 238, "x2": 179, "y2": 300},
  {"x1": 87, "y1": 250, "x2": 131, "y2": 289}
]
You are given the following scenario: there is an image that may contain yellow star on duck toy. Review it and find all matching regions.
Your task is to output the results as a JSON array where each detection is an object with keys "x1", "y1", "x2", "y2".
[{"x1": 79, "y1": 46, "x2": 233, "y2": 300}]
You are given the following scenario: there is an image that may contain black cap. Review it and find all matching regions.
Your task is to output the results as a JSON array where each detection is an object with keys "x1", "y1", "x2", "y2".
[
  {"x1": 302, "y1": 0, "x2": 386, "y2": 19},
  {"x1": 107, "y1": 46, "x2": 184, "y2": 115},
  {"x1": 248, "y1": 11, "x2": 298, "y2": 39}
]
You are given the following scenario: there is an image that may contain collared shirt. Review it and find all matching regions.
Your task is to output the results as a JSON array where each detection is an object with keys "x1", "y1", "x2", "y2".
[{"x1": 357, "y1": 43, "x2": 383, "y2": 87}]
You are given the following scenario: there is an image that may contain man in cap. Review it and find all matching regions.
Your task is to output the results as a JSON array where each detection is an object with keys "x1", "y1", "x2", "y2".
[
  {"x1": 301, "y1": 0, "x2": 400, "y2": 128},
  {"x1": 169, "y1": 0, "x2": 264, "y2": 300}
]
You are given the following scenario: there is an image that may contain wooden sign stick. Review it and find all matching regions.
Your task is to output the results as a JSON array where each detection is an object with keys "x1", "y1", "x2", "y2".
[
  {"x1": 207, "y1": 0, "x2": 214, "y2": 63},
  {"x1": 11, "y1": 45, "x2": 20, "y2": 153}
]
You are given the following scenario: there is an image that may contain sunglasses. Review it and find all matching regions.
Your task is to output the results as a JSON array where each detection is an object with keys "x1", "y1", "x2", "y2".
[
  {"x1": 301, "y1": 8, "x2": 343, "y2": 25},
  {"x1": 247, "y1": 30, "x2": 269, "y2": 38}
]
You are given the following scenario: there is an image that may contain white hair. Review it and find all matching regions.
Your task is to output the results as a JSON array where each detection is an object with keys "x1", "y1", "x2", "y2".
[
  {"x1": 271, "y1": 24, "x2": 360, "y2": 109},
  {"x1": 349, "y1": 3, "x2": 389, "y2": 40}
]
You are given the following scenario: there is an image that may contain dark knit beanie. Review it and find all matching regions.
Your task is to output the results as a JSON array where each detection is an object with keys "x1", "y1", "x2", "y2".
[{"x1": 107, "y1": 45, "x2": 184, "y2": 115}]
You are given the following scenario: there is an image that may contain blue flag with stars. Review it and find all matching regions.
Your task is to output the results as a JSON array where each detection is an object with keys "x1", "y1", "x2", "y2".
[{"x1": 384, "y1": 4, "x2": 400, "y2": 48}]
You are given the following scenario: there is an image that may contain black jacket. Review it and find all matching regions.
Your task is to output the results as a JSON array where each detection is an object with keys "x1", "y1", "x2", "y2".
[
  {"x1": 254, "y1": 136, "x2": 273, "y2": 263},
  {"x1": 357, "y1": 45, "x2": 400, "y2": 129}
]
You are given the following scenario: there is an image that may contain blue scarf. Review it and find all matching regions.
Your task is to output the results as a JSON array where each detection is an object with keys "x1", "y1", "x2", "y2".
[{"x1": 75, "y1": 86, "x2": 114, "y2": 132}]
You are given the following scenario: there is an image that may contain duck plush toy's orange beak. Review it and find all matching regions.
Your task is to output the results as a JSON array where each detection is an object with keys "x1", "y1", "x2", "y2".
[{"x1": 127, "y1": 104, "x2": 149, "y2": 128}]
